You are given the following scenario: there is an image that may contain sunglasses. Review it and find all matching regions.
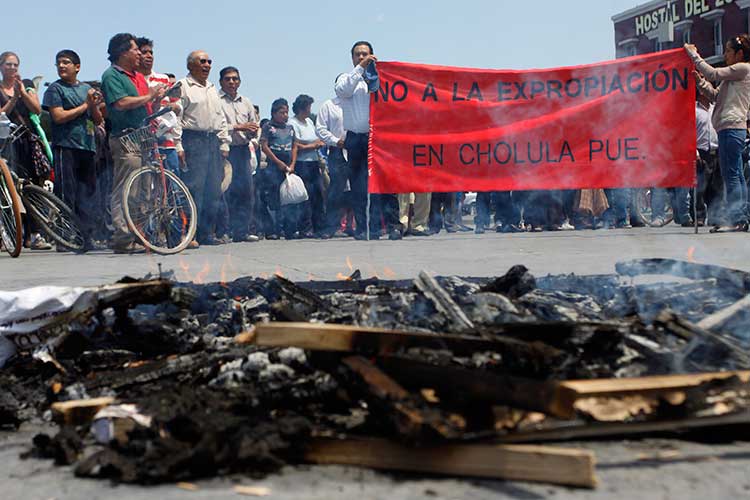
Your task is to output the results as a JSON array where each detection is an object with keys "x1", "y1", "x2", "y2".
[{"x1": 199, "y1": 58, "x2": 212, "y2": 65}]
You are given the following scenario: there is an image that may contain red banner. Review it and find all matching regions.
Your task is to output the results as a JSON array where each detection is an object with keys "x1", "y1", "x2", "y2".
[{"x1": 368, "y1": 49, "x2": 696, "y2": 194}]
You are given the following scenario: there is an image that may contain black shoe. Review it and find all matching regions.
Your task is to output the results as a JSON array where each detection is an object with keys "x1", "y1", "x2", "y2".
[
  {"x1": 201, "y1": 236, "x2": 223, "y2": 246},
  {"x1": 407, "y1": 228, "x2": 432, "y2": 237},
  {"x1": 265, "y1": 234, "x2": 279, "y2": 240},
  {"x1": 388, "y1": 229, "x2": 402, "y2": 240},
  {"x1": 319, "y1": 232, "x2": 333, "y2": 240},
  {"x1": 680, "y1": 220, "x2": 695, "y2": 227},
  {"x1": 474, "y1": 226, "x2": 485, "y2": 234},
  {"x1": 458, "y1": 224, "x2": 474, "y2": 232}
]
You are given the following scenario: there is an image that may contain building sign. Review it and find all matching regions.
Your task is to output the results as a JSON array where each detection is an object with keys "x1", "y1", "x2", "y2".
[{"x1": 635, "y1": 0, "x2": 735, "y2": 35}]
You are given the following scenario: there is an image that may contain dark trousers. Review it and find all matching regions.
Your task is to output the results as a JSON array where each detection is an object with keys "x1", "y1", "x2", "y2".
[
  {"x1": 696, "y1": 149, "x2": 723, "y2": 223},
  {"x1": 517, "y1": 190, "x2": 563, "y2": 227},
  {"x1": 652, "y1": 188, "x2": 691, "y2": 223},
  {"x1": 52, "y1": 147, "x2": 97, "y2": 239},
  {"x1": 475, "y1": 191, "x2": 520, "y2": 227},
  {"x1": 604, "y1": 188, "x2": 630, "y2": 224},
  {"x1": 181, "y1": 130, "x2": 224, "y2": 242},
  {"x1": 430, "y1": 192, "x2": 459, "y2": 232},
  {"x1": 295, "y1": 160, "x2": 324, "y2": 234},
  {"x1": 344, "y1": 132, "x2": 399, "y2": 235},
  {"x1": 323, "y1": 147, "x2": 351, "y2": 235},
  {"x1": 226, "y1": 144, "x2": 255, "y2": 238}
]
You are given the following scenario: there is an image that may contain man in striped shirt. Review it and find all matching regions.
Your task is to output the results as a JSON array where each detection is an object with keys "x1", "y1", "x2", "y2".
[{"x1": 137, "y1": 37, "x2": 181, "y2": 174}]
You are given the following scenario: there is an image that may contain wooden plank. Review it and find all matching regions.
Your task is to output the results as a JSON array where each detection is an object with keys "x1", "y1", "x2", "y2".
[
  {"x1": 51, "y1": 397, "x2": 116, "y2": 425},
  {"x1": 342, "y1": 356, "x2": 465, "y2": 439},
  {"x1": 615, "y1": 259, "x2": 750, "y2": 291},
  {"x1": 414, "y1": 271, "x2": 475, "y2": 332},
  {"x1": 696, "y1": 294, "x2": 750, "y2": 331},
  {"x1": 304, "y1": 437, "x2": 597, "y2": 488},
  {"x1": 378, "y1": 357, "x2": 568, "y2": 418},
  {"x1": 244, "y1": 322, "x2": 561, "y2": 361},
  {"x1": 552, "y1": 371, "x2": 750, "y2": 418},
  {"x1": 498, "y1": 411, "x2": 750, "y2": 443}
]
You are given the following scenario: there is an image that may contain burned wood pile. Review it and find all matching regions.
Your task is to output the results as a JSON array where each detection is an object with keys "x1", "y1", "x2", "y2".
[{"x1": 2, "y1": 259, "x2": 750, "y2": 489}]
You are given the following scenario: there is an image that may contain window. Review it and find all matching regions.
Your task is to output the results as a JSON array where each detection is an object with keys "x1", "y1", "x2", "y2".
[
  {"x1": 713, "y1": 20, "x2": 723, "y2": 56},
  {"x1": 682, "y1": 29, "x2": 691, "y2": 44}
]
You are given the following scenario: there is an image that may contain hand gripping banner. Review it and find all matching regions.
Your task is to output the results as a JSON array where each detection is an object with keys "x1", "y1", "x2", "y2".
[{"x1": 368, "y1": 49, "x2": 696, "y2": 194}]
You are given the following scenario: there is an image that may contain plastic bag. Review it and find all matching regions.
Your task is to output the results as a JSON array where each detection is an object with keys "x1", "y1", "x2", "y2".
[{"x1": 279, "y1": 173, "x2": 308, "y2": 206}]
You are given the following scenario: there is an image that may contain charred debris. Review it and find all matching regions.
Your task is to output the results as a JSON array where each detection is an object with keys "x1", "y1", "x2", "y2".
[{"x1": 2, "y1": 259, "x2": 750, "y2": 488}]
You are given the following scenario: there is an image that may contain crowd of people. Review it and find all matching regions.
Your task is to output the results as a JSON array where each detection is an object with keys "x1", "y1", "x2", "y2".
[{"x1": 1, "y1": 33, "x2": 749, "y2": 254}]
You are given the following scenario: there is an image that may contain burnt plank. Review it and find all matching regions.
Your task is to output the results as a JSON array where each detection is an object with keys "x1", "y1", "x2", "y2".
[
  {"x1": 616, "y1": 259, "x2": 750, "y2": 291},
  {"x1": 414, "y1": 271, "x2": 475, "y2": 332},
  {"x1": 342, "y1": 356, "x2": 466, "y2": 440},
  {"x1": 303, "y1": 437, "x2": 597, "y2": 488}
]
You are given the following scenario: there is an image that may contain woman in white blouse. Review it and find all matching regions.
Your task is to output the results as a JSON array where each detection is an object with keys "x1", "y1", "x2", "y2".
[{"x1": 289, "y1": 94, "x2": 326, "y2": 237}]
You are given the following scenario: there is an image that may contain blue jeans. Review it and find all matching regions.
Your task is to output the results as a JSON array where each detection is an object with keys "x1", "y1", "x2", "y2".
[
  {"x1": 159, "y1": 148, "x2": 180, "y2": 175},
  {"x1": 718, "y1": 129, "x2": 748, "y2": 225},
  {"x1": 652, "y1": 188, "x2": 691, "y2": 223}
]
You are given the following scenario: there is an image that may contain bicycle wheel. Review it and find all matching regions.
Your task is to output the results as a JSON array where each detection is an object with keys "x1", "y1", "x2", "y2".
[
  {"x1": 0, "y1": 159, "x2": 22, "y2": 257},
  {"x1": 123, "y1": 166, "x2": 197, "y2": 254},
  {"x1": 22, "y1": 184, "x2": 87, "y2": 253},
  {"x1": 634, "y1": 188, "x2": 674, "y2": 227}
]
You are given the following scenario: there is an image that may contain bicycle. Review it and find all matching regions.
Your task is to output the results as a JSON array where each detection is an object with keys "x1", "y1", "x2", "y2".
[
  {"x1": 0, "y1": 123, "x2": 86, "y2": 254},
  {"x1": 118, "y1": 107, "x2": 197, "y2": 254},
  {"x1": 633, "y1": 187, "x2": 674, "y2": 227},
  {"x1": 0, "y1": 157, "x2": 22, "y2": 257}
]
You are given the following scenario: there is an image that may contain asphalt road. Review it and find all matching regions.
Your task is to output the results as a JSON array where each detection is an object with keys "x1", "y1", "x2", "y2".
[
  {"x1": 2, "y1": 224, "x2": 750, "y2": 499},
  {"x1": 2, "y1": 225, "x2": 750, "y2": 290}
]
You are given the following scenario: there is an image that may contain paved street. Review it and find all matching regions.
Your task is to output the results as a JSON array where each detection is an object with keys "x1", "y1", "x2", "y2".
[
  {"x1": 2, "y1": 225, "x2": 750, "y2": 499},
  {"x1": 1, "y1": 226, "x2": 750, "y2": 290}
]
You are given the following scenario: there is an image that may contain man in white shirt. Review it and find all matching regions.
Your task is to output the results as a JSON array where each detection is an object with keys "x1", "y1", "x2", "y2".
[
  {"x1": 177, "y1": 50, "x2": 230, "y2": 246},
  {"x1": 218, "y1": 65, "x2": 259, "y2": 242},
  {"x1": 335, "y1": 40, "x2": 401, "y2": 240},
  {"x1": 316, "y1": 95, "x2": 350, "y2": 238}
]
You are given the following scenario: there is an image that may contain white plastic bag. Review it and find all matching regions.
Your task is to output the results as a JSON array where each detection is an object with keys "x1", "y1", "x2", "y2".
[{"x1": 279, "y1": 173, "x2": 308, "y2": 206}]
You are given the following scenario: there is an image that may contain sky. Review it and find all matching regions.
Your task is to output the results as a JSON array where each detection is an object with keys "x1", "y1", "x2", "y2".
[{"x1": 5, "y1": 0, "x2": 642, "y2": 117}]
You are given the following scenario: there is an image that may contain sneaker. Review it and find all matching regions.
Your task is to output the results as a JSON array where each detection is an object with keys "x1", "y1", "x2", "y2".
[
  {"x1": 651, "y1": 217, "x2": 666, "y2": 227},
  {"x1": 111, "y1": 241, "x2": 146, "y2": 254},
  {"x1": 560, "y1": 221, "x2": 575, "y2": 231},
  {"x1": 407, "y1": 228, "x2": 432, "y2": 237},
  {"x1": 388, "y1": 229, "x2": 403, "y2": 240},
  {"x1": 28, "y1": 234, "x2": 52, "y2": 250}
]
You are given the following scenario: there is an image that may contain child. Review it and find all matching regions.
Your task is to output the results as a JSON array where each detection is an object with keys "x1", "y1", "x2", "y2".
[
  {"x1": 42, "y1": 50, "x2": 104, "y2": 246},
  {"x1": 260, "y1": 98, "x2": 300, "y2": 239}
]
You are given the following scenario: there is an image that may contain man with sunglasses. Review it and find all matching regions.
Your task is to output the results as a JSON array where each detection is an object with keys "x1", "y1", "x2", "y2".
[
  {"x1": 218, "y1": 66, "x2": 259, "y2": 243},
  {"x1": 176, "y1": 50, "x2": 230, "y2": 246}
]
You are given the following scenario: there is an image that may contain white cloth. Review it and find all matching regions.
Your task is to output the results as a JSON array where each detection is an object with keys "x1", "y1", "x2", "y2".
[
  {"x1": 316, "y1": 97, "x2": 345, "y2": 147},
  {"x1": 696, "y1": 103, "x2": 718, "y2": 152},
  {"x1": 334, "y1": 65, "x2": 370, "y2": 134},
  {"x1": 289, "y1": 115, "x2": 319, "y2": 162}
]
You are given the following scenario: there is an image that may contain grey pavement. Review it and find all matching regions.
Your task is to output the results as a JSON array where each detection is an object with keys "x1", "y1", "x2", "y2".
[
  {"x1": 2, "y1": 226, "x2": 750, "y2": 290},
  {"x1": 2, "y1": 224, "x2": 750, "y2": 499}
]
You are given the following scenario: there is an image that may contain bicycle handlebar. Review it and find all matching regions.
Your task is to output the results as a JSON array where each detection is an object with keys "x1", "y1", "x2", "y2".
[{"x1": 141, "y1": 106, "x2": 173, "y2": 126}]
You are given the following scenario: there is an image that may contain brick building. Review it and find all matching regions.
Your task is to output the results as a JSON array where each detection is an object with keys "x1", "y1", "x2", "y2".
[{"x1": 612, "y1": 0, "x2": 750, "y2": 63}]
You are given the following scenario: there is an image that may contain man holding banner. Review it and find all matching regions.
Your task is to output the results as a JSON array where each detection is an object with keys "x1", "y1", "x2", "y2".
[{"x1": 335, "y1": 41, "x2": 402, "y2": 240}]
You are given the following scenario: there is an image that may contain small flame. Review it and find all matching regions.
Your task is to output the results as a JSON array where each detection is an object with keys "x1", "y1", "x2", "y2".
[
  {"x1": 275, "y1": 266, "x2": 284, "y2": 278},
  {"x1": 346, "y1": 256, "x2": 354, "y2": 272},
  {"x1": 219, "y1": 254, "x2": 232, "y2": 289},
  {"x1": 308, "y1": 273, "x2": 315, "y2": 281},
  {"x1": 336, "y1": 272, "x2": 352, "y2": 281},
  {"x1": 194, "y1": 262, "x2": 211, "y2": 284},
  {"x1": 687, "y1": 246, "x2": 696, "y2": 263},
  {"x1": 259, "y1": 272, "x2": 269, "y2": 279},
  {"x1": 383, "y1": 266, "x2": 397, "y2": 278},
  {"x1": 178, "y1": 256, "x2": 192, "y2": 281}
]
